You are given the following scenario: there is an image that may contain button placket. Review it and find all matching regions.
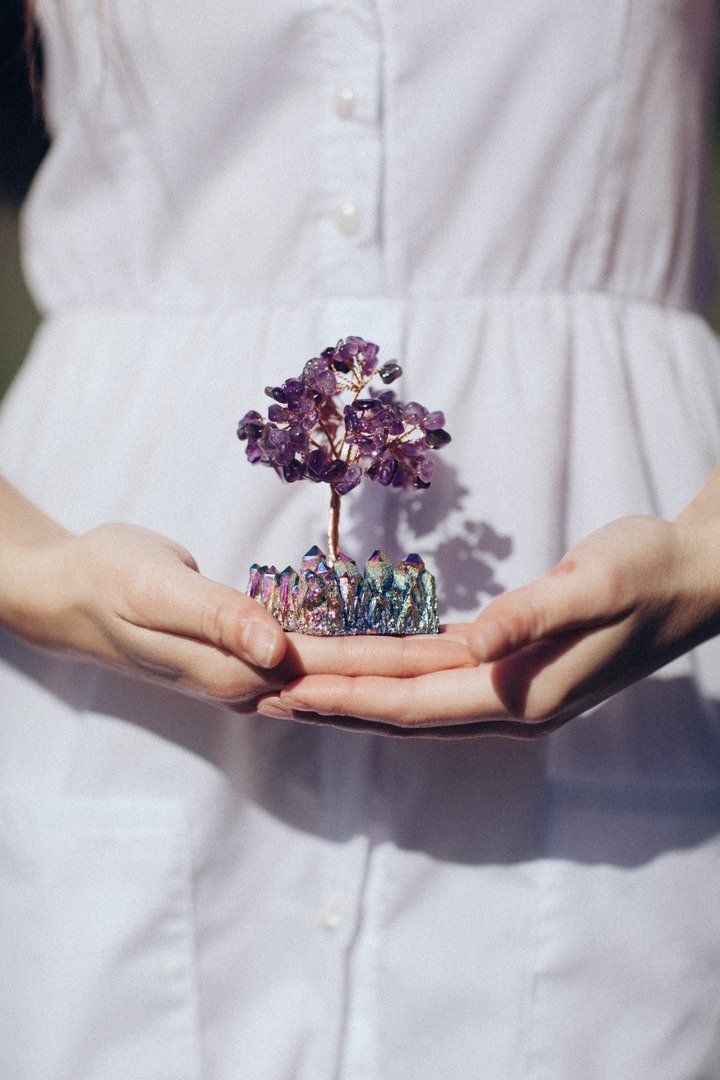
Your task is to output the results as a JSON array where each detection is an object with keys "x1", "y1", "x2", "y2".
[
  {"x1": 333, "y1": 198, "x2": 361, "y2": 236},
  {"x1": 333, "y1": 84, "x2": 358, "y2": 120},
  {"x1": 318, "y1": 894, "x2": 345, "y2": 930},
  {"x1": 318, "y1": 2, "x2": 384, "y2": 291}
]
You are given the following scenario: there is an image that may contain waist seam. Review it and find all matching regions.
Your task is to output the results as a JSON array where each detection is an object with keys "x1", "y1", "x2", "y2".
[{"x1": 35, "y1": 286, "x2": 707, "y2": 321}]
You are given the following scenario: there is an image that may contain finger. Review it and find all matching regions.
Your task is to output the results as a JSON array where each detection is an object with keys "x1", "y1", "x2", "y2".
[
  {"x1": 277, "y1": 612, "x2": 647, "y2": 734},
  {"x1": 437, "y1": 622, "x2": 475, "y2": 644},
  {"x1": 118, "y1": 621, "x2": 283, "y2": 705},
  {"x1": 279, "y1": 667, "x2": 504, "y2": 728},
  {"x1": 280, "y1": 631, "x2": 477, "y2": 680},
  {"x1": 120, "y1": 561, "x2": 287, "y2": 669},
  {"x1": 257, "y1": 698, "x2": 565, "y2": 739},
  {"x1": 470, "y1": 556, "x2": 633, "y2": 663}
]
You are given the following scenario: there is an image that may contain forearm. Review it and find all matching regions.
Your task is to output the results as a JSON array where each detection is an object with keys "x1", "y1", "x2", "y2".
[
  {"x1": 669, "y1": 465, "x2": 720, "y2": 647},
  {"x1": 0, "y1": 476, "x2": 72, "y2": 634},
  {"x1": 674, "y1": 464, "x2": 720, "y2": 530},
  {"x1": 0, "y1": 476, "x2": 72, "y2": 552}
]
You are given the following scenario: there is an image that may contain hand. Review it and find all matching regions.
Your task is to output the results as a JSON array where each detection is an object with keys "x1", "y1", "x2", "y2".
[
  {"x1": 271, "y1": 515, "x2": 720, "y2": 736},
  {"x1": 2, "y1": 522, "x2": 475, "y2": 710}
]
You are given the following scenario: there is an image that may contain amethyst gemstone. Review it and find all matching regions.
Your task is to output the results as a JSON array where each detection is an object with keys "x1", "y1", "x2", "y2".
[
  {"x1": 333, "y1": 462, "x2": 362, "y2": 494},
  {"x1": 425, "y1": 428, "x2": 451, "y2": 448},
  {"x1": 378, "y1": 362, "x2": 402, "y2": 384},
  {"x1": 401, "y1": 401, "x2": 427, "y2": 424},
  {"x1": 422, "y1": 410, "x2": 445, "y2": 431}
]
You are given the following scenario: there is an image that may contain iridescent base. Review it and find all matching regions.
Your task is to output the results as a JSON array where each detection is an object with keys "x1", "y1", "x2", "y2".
[{"x1": 247, "y1": 546, "x2": 439, "y2": 635}]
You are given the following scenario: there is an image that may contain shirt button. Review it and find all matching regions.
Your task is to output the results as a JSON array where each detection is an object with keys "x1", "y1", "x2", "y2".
[
  {"x1": 333, "y1": 199, "x2": 361, "y2": 237},
  {"x1": 319, "y1": 897, "x2": 344, "y2": 930},
  {"x1": 333, "y1": 85, "x2": 357, "y2": 120}
]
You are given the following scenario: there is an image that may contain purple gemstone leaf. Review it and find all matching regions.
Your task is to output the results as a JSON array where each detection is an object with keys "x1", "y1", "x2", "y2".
[
  {"x1": 418, "y1": 457, "x2": 435, "y2": 483},
  {"x1": 283, "y1": 377, "x2": 304, "y2": 399},
  {"x1": 426, "y1": 428, "x2": 451, "y2": 448},
  {"x1": 246, "y1": 439, "x2": 263, "y2": 463},
  {"x1": 333, "y1": 462, "x2": 362, "y2": 494},
  {"x1": 378, "y1": 362, "x2": 402, "y2": 384},
  {"x1": 283, "y1": 460, "x2": 303, "y2": 482},
  {"x1": 401, "y1": 401, "x2": 427, "y2": 424},
  {"x1": 324, "y1": 460, "x2": 347, "y2": 484},
  {"x1": 288, "y1": 424, "x2": 308, "y2": 452},
  {"x1": 306, "y1": 447, "x2": 330, "y2": 478},
  {"x1": 422, "y1": 410, "x2": 445, "y2": 431}
]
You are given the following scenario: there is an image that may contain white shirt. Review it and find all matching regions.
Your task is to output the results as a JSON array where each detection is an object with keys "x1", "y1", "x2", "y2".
[{"x1": 2, "y1": 2, "x2": 720, "y2": 1077}]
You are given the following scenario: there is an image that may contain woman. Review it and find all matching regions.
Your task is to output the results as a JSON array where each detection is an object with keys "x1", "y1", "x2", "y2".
[{"x1": 2, "y1": 1, "x2": 720, "y2": 1076}]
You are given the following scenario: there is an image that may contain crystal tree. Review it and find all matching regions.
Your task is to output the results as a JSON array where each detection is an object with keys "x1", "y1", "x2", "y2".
[{"x1": 237, "y1": 336, "x2": 451, "y2": 635}]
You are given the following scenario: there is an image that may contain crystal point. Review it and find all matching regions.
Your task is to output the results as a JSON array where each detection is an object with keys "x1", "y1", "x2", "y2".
[{"x1": 301, "y1": 546, "x2": 325, "y2": 575}]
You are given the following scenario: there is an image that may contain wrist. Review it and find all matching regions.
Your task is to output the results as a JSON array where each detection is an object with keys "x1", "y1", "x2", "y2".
[
  {"x1": 0, "y1": 530, "x2": 79, "y2": 647},
  {"x1": 670, "y1": 512, "x2": 720, "y2": 647},
  {"x1": 673, "y1": 464, "x2": 720, "y2": 532}
]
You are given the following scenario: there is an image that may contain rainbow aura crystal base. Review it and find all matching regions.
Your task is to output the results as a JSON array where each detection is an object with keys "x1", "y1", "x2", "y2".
[{"x1": 247, "y1": 546, "x2": 439, "y2": 635}]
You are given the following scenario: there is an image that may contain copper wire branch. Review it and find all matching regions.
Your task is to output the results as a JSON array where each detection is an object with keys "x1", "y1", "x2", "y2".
[{"x1": 327, "y1": 489, "x2": 340, "y2": 565}]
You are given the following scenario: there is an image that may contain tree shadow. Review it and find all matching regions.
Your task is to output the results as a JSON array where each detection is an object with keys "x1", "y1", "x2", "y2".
[
  {"x1": 346, "y1": 457, "x2": 513, "y2": 618},
  {"x1": 433, "y1": 525, "x2": 509, "y2": 615}
]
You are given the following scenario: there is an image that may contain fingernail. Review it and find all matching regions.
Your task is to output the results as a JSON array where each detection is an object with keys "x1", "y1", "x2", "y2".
[
  {"x1": 257, "y1": 696, "x2": 293, "y2": 719},
  {"x1": 279, "y1": 691, "x2": 311, "y2": 711},
  {"x1": 240, "y1": 622, "x2": 280, "y2": 667},
  {"x1": 474, "y1": 618, "x2": 505, "y2": 661}
]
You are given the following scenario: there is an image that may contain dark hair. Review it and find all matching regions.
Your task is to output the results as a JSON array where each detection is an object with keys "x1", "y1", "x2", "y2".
[
  {"x1": 22, "y1": 1, "x2": 39, "y2": 98},
  {"x1": 0, "y1": 0, "x2": 47, "y2": 203}
]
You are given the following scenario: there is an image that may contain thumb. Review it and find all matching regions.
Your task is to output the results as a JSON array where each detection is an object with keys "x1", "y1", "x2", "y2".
[
  {"x1": 469, "y1": 557, "x2": 625, "y2": 662},
  {"x1": 128, "y1": 558, "x2": 288, "y2": 669},
  {"x1": 179, "y1": 567, "x2": 288, "y2": 668}
]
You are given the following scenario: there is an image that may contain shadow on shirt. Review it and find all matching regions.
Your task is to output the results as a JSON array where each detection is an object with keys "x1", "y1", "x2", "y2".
[{"x1": 3, "y1": 622, "x2": 720, "y2": 870}]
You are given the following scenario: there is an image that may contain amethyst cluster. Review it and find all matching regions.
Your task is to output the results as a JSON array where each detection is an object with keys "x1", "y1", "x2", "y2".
[
  {"x1": 247, "y1": 546, "x2": 439, "y2": 636},
  {"x1": 237, "y1": 336, "x2": 451, "y2": 496}
]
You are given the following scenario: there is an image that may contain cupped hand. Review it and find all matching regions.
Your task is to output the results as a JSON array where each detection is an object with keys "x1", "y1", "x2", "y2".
[
  {"x1": 5, "y1": 523, "x2": 475, "y2": 710},
  {"x1": 269, "y1": 515, "x2": 720, "y2": 736}
]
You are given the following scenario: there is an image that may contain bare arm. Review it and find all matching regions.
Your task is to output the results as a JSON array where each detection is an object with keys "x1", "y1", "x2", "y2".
[
  {"x1": 0, "y1": 477, "x2": 73, "y2": 633},
  {"x1": 675, "y1": 463, "x2": 720, "y2": 530},
  {"x1": 0, "y1": 476, "x2": 70, "y2": 550}
]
